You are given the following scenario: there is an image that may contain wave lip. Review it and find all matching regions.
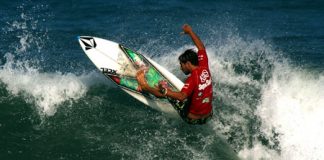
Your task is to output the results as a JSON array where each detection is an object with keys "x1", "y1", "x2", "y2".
[
  {"x1": 0, "y1": 62, "x2": 90, "y2": 116},
  {"x1": 244, "y1": 66, "x2": 324, "y2": 160}
]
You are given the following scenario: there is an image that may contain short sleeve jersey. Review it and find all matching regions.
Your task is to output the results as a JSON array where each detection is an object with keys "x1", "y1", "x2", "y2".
[{"x1": 181, "y1": 50, "x2": 213, "y2": 115}]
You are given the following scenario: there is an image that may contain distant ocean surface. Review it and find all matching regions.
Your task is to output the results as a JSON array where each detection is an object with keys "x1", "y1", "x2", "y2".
[{"x1": 0, "y1": 0, "x2": 323, "y2": 159}]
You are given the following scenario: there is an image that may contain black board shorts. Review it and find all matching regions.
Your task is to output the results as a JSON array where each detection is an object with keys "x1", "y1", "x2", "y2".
[{"x1": 171, "y1": 99, "x2": 213, "y2": 125}]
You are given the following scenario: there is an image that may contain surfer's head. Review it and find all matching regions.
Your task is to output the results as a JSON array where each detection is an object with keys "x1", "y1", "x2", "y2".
[{"x1": 179, "y1": 49, "x2": 198, "y2": 75}]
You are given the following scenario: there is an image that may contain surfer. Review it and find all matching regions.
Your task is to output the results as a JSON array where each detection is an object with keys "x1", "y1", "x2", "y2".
[{"x1": 136, "y1": 24, "x2": 213, "y2": 124}]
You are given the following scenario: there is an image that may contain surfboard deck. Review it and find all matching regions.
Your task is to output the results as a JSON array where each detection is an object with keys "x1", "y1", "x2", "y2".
[{"x1": 78, "y1": 36, "x2": 184, "y2": 117}]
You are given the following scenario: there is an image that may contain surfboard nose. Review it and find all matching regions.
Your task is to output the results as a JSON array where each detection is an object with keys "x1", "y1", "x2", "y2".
[
  {"x1": 78, "y1": 36, "x2": 93, "y2": 41},
  {"x1": 78, "y1": 36, "x2": 97, "y2": 50}
]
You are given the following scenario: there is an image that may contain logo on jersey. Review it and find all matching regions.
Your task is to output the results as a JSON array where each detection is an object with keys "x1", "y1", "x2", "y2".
[
  {"x1": 198, "y1": 55, "x2": 204, "y2": 61},
  {"x1": 198, "y1": 79, "x2": 211, "y2": 90},
  {"x1": 200, "y1": 70, "x2": 209, "y2": 83},
  {"x1": 198, "y1": 69, "x2": 211, "y2": 90}
]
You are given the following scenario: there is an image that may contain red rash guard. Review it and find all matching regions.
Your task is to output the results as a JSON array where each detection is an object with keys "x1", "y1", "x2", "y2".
[{"x1": 181, "y1": 50, "x2": 213, "y2": 115}]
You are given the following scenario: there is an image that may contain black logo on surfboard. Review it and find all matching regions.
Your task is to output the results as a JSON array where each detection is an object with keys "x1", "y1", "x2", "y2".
[
  {"x1": 79, "y1": 36, "x2": 97, "y2": 50},
  {"x1": 101, "y1": 68, "x2": 117, "y2": 76}
]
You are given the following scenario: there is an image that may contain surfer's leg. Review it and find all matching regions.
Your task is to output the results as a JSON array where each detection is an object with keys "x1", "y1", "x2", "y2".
[{"x1": 171, "y1": 99, "x2": 213, "y2": 125}]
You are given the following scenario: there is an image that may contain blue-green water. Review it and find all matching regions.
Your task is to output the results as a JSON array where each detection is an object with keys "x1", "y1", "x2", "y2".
[{"x1": 1, "y1": 1, "x2": 323, "y2": 159}]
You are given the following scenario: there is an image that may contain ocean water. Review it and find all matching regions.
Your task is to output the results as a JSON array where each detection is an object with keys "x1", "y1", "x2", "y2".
[{"x1": 0, "y1": 0, "x2": 323, "y2": 159}]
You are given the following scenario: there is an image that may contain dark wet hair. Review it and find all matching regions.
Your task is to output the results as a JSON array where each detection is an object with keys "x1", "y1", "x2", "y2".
[{"x1": 178, "y1": 49, "x2": 198, "y2": 66}]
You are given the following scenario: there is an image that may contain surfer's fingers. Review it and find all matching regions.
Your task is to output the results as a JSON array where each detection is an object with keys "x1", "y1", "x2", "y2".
[
  {"x1": 140, "y1": 67, "x2": 149, "y2": 73},
  {"x1": 137, "y1": 67, "x2": 148, "y2": 74}
]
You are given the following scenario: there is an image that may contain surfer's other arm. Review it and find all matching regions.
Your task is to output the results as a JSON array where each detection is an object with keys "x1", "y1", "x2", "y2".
[
  {"x1": 182, "y1": 24, "x2": 205, "y2": 50},
  {"x1": 136, "y1": 70, "x2": 165, "y2": 98},
  {"x1": 136, "y1": 70, "x2": 188, "y2": 101}
]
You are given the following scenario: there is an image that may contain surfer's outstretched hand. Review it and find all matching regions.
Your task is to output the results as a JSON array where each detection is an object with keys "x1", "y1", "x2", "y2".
[
  {"x1": 182, "y1": 24, "x2": 205, "y2": 50},
  {"x1": 182, "y1": 24, "x2": 192, "y2": 34}
]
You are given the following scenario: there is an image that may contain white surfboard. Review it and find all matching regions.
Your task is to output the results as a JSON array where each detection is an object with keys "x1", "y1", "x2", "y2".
[{"x1": 78, "y1": 36, "x2": 184, "y2": 117}]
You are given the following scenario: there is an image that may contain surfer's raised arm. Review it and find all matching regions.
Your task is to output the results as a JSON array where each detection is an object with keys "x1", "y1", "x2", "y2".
[{"x1": 182, "y1": 24, "x2": 205, "y2": 51}]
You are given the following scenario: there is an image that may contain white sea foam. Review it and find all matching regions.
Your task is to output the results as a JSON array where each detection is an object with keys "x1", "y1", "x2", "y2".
[
  {"x1": 0, "y1": 58, "x2": 101, "y2": 116},
  {"x1": 0, "y1": 10, "x2": 105, "y2": 116},
  {"x1": 239, "y1": 66, "x2": 324, "y2": 160},
  {"x1": 209, "y1": 36, "x2": 324, "y2": 159},
  {"x1": 238, "y1": 143, "x2": 280, "y2": 160}
]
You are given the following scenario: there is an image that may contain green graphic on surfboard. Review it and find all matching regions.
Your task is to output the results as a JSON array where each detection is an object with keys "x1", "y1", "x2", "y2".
[{"x1": 117, "y1": 47, "x2": 176, "y2": 94}]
